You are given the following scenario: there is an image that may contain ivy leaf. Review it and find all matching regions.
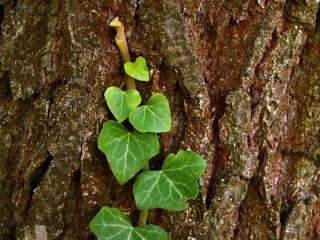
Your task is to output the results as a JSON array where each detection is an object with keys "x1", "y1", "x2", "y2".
[
  {"x1": 98, "y1": 121, "x2": 160, "y2": 185},
  {"x1": 105, "y1": 87, "x2": 141, "y2": 123},
  {"x1": 124, "y1": 56, "x2": 150, "y2": 81},
  {"x1": 90, "y1": 207, "x2": 170, "y2": 240},
  {"x1": 133, "y1": 150, "x2": 206, "y2": 211},
  {"x1": 129, "y1": 93, "x2": 171, "y2": 133}
]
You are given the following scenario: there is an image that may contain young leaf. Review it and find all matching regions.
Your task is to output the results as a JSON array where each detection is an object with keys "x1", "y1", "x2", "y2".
[
  {"x1": 98, "y1": 121, "x2": 160, "y2": 185},
  {"x1": 105, "y1": 87, "x2": 141, "y2": 123},
  {"x1": 124, "y1": 56, "x2": 150, "y2": 81},
  {"x1": 133, "y1": 150, "x2": 206, "y2": 211},
  {"x1": 90, "y1": 207, "x2": 170, "y2": 240},
  {"x1": 129, "y1": 93, "x2": 171, "y2": 133}
]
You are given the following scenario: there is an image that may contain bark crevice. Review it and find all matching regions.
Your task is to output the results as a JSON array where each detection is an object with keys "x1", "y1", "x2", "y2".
[
  {"x1": 61, "y1": 169, "x2": 82, "y2": 240},
  {"x1": 24, "y1": 151, "x2": 53, "y2": 219},
  {"x1": 205, "y1": 96, "x2": 227, "y2": 209},
  {"x1": 0, "y1": 70, "x2": 11, "y2": 98}
]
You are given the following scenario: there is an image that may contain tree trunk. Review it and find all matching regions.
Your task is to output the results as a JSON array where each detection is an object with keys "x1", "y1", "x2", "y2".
[{"x1": 0, "y1": 0, "x2": 319, "y2": 239}]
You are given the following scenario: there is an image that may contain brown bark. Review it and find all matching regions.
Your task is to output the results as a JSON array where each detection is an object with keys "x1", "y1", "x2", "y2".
[{"x1": 0, "y1": 0, "x2": 319, "y2": 239}]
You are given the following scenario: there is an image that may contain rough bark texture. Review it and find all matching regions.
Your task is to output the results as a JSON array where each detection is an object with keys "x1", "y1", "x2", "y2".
[{"x1": 0, "y1": 0, "x2": 319, "y2": 239}]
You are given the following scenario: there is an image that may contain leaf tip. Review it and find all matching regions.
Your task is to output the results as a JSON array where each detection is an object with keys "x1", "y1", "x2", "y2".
[{"x1": 110, "y1": 16, "x2": 121, "y2": 27}]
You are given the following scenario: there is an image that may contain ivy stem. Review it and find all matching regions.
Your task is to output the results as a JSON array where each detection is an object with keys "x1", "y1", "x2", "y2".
[
  {"x1": 110, "y1": 17, "x2": 149, "y2": 226},
  {"x1": 110, "y1": 17, "x2": 136, "y2": 90},
  {"x1": 138, "y1": 163, "x2": 150, "y2": 225},
  {"x1": 138, "y1": 209, "x2": 149, "y2": 226}
]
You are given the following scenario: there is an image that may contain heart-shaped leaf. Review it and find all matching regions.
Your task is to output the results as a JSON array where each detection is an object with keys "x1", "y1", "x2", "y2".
[
  {"x1": 98, "y1": 121, "x2": 160, "y2": 185},
  {"x1": 124, "y1": 56, "x2": 150, "y2": 81},
  {"x1": 90, "y1": 207, "x2": 170, "y2": 240},
  {"x1": 133, "y1": 150, "x2": 206, "y2": 211},
  {"x1": 105, "y1": 87, "x2": 141, "y2": 123},
  {"x1": 129, "y1": 93, "x2": 171, "y2": 133}
]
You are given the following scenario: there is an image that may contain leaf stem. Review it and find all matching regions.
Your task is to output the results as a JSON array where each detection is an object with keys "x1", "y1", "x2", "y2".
[
  {"x1": 110, "y1": 17, "x2": 136, "y2": 90},
  {"x1": 138, "y1": 162, "x2": 150, "y2": 225},
  {"x1": 138, "y1": 209, "x2": 148, "y2": 226},
  {"x1": 138, "y1": 164, "x2": 150, "y2": 225},
  {"x1": 138, "y1": 163, "x2": 150, "y2": 226},
  {"x1": 110, "y1": 17, "x2": 149, "y2": 226}
]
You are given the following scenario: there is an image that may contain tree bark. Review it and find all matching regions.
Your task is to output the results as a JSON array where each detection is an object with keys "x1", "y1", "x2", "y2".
[{"x1": 0, "y1": 0, "x2": 319, "y2": 239}]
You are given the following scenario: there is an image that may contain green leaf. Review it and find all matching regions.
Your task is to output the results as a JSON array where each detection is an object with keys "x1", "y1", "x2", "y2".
[
  {"x1": 129, "y1": 93, "x2": 171, "y2": 133},
  {"x1": 133, "y1": 150, "x2": 206, "y2": 211},
  {"x1": 90, "y1": 207, "x2": 170, "y2": 240},
  {"x1": 105, "y1": 87, "x2": 141, "y2": 123},
  {"x1": 124, "y1": 56, "x2": 150, "y2": 81},
  {"x1": 98, "y1": 121, "x2": 160, "y2": 185}
]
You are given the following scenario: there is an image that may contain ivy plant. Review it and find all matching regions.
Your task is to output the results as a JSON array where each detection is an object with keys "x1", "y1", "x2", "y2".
[
  {"x1": 90, "y1": 207, "x2": 169, "y2": 240},
  {"x1": 98, "y1": 121, "x2": 160, "y2": 184},
  {"x1": 124, "y1": 56, "x2": 150, "y2": 81},
  {"x1": 129, "y1": 93, "x2": 171, "y2": 133},
  {"x1": 90, "y1": 17, "x2": 206, "y2": 240},
  {"x1": 134, "y1": 150, "x2": 206, "y2": 211},
  {"x1": 105, "y1": 87, "x2": 141, "y2": 123}
]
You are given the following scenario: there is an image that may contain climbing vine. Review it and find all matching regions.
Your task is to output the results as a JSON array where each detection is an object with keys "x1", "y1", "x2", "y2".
[{"x1": 89, "y1": 17, "x2": 206, "y2": 240}]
